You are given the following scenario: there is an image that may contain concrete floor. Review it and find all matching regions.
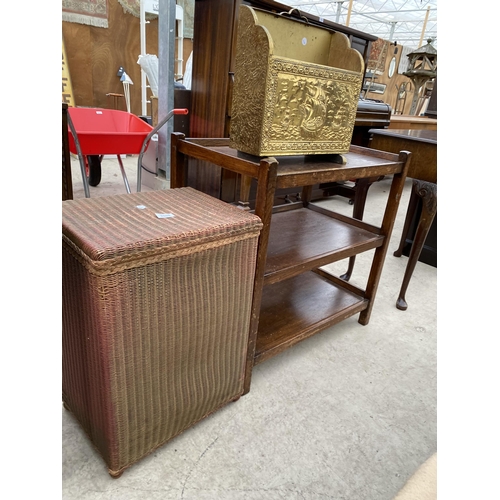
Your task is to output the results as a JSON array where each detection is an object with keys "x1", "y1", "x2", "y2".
[{"x1": 63, "y1": 155, "x2": 437, "y2": 499}]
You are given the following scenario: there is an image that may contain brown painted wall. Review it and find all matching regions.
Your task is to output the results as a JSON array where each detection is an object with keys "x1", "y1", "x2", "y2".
[{"x1": 63, "y1": 1, "x2": 194, "y2": 116}]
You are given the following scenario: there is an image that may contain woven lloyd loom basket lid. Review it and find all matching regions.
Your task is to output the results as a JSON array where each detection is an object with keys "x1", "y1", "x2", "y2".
[{"x1": 62, "y1": 187, "x2": 263, "y2": 271}]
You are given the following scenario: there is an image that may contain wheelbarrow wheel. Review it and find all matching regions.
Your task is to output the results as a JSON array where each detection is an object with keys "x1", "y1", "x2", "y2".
[{"x1": 87, "y1": 155, "x2": 102, "y2": 187}]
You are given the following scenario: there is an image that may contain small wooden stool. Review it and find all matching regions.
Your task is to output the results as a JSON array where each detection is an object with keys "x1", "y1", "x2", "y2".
[{"x1": 106, "y1": 93, "x2": 125, "y2": 110}]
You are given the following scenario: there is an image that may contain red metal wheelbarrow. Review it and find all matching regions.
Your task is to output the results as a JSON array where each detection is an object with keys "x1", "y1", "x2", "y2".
[{"x1": 67, "y1": 107, "x2": 188, "y2": 197}]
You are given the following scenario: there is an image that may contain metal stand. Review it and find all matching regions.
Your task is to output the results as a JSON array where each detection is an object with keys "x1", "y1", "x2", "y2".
[
  {"x1": 137, "y1": 108, "x2": 188, "y2": 192},
  {"x1": 157, "y1": 0, "x2": 176, "y2": 180}
]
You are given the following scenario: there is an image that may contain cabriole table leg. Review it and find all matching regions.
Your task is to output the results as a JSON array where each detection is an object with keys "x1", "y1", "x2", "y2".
[{"x1": 396, "y1": 180, "x2": 437, "y2": 310}]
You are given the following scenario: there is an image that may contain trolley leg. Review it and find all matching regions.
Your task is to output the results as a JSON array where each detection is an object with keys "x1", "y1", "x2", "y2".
[{"x1": 116, "y1": 155, "x2": 131, "y2": 194}]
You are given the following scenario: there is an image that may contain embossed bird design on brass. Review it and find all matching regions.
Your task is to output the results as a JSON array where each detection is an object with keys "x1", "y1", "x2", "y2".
[{"x1": 299, "y1": 82, "x2": 327, "y2": 136}]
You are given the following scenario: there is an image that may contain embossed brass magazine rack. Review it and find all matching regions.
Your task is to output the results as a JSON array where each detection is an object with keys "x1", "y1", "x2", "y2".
[{"x1": 230, "y1": 5, "x2": 365, "y2": 157}]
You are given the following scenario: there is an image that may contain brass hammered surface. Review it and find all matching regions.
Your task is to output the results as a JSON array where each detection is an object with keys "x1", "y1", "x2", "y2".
[
  {"x1": 230, "y1": 5, "x2": 363, "y2": 157},
  {"x1": 263, "y1": 58, "x2": 362, "y2": 154},
  {"x1": 230, "y1": 5, "x2": 269, "y2": 155}
]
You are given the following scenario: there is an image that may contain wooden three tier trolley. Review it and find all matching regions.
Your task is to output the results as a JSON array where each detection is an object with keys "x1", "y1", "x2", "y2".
[{"x1": 171, "y1": 134, "x2": 411, "y2": 393}]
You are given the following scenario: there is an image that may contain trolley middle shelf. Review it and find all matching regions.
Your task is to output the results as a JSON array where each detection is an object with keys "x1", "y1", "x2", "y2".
[{"x1": 263, "y1": 204, "x2": 384, "y2": 285}]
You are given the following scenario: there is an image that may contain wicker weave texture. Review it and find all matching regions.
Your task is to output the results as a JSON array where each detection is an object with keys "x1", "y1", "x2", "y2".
[{"x1": 62, "y1": 188, "x2": 262, "y2": 476}]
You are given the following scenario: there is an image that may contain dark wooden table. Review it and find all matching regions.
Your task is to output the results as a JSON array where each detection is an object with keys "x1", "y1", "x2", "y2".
[{"x1": 368, "y1": 128, "x2": 437, "y2": 310}]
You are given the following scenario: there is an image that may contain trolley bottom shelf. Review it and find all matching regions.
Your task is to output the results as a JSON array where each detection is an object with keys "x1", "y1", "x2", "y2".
[{"x1": 255, "y1": 271, "x2": 368, "y2": 364}]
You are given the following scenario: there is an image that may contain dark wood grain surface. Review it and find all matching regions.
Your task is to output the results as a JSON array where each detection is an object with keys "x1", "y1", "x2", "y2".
[
  {"x1": 264, "y1": 208, "x2": 384, "y2": 284},
  {"x1": 255, "y1": 272, "x2": 368, "y2": 364},
  {"x1": 369, "y1": 129, "x2": 437, "y2": 183}
]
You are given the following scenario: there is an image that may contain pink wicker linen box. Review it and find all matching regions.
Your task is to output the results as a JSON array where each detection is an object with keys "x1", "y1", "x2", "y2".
[{"x1": 62, "y1": 187, "x2": 262, "y2": 477}]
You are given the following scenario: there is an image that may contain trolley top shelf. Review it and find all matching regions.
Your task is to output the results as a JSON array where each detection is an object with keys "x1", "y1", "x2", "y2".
[{"x1": 173, "y1": 137, "x2": 407, "y2": 189}]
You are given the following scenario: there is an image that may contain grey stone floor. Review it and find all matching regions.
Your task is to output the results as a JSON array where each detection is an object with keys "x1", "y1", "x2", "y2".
[{"x1": 62, "y1": 155, "x2": 436, "y2": 499}]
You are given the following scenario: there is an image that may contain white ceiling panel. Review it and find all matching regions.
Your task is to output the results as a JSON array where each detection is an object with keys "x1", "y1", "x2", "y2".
[{"x1": 284, "y1": 0, "x2": 437, "y2": 49}]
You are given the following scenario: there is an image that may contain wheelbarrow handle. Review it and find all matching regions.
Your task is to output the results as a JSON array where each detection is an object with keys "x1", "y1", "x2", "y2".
[
  {"x1": 137, "y1": 108, "x2": 189, "y2": 192},
  {"x1": 145, "y1": 108, "x2": 188, "y2": 143},
  {"x1": 66, "y1": 110, "x2": 91, "y2": 198}
]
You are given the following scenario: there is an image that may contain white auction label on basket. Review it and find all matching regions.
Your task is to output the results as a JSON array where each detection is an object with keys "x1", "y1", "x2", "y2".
[{"x1": 155, "y1": 213, "x2": 175, "y2": 219}]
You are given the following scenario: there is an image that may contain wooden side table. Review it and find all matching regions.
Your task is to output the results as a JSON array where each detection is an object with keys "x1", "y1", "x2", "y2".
[
  {"x1": 389, "y1": 115, "x2": 437, "y2": 131},
  {"x1": 368, "y1": 129, "x2": 437, "y2": 310}
]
